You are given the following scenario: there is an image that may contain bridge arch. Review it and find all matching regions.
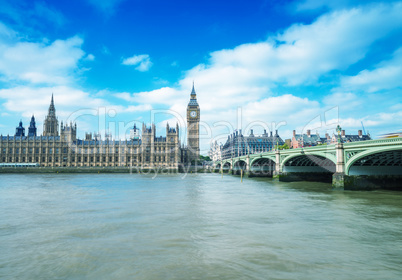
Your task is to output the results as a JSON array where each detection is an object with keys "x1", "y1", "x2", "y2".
[
  {"x1": 345, "y1": 146, "x2": 402, "y2": 175},
  {"x1": 250, "y1": 157, "x2": 276, "y2": 175},
  {"x1": 282, "y1": 153, "x2": 336, "y2": 173},
  {"x1": 282, "y1": 152, "x2": 336, "y2": 167},
  {"x1": 250, "y1": 157, "x2": 276, "y2": 166},
  {"x1": 250, "y1": 156, "x2": 276, "y2": 166},
  {"x1": 233, "y1": 159, "x2": 247, "y2": 168},
  {"x1": 232, "y1": 160, "x2": 247, "y2": 175}
]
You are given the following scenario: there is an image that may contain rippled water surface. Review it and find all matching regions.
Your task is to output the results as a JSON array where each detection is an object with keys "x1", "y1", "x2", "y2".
[{"x1": 0, "y1": 173, "x2": 401, "y2": 279}]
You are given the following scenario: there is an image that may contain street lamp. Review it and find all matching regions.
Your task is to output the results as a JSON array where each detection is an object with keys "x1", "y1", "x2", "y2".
[{"x1": 336, "y1": 125, "x2": 342, "y2": 143}]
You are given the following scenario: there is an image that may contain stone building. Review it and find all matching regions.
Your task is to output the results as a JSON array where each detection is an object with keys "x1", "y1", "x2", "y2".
[
  {"x1": 186, "y1": 83, "x2": 200, "y2": 164},
  {"x1": 0, "y1": 87, "x2": 199, "y2": 169},
  {"x1": 209, "y1": 140, "x2": 223, "y2": 162},
  {"x1": 28, "y1": 116, "x2": 37, "y2": 137},
  {"x1": 291, "y1": 130, "x2": 329, "y2": 148},
  {"x1": 291, "y1": 129, "x2": 371, "y2": 148},
  {"x1": 221, "y1": 129, "x2": 284, "y2": 160},
  {"x1": 15, "y1": 121, "x2": 25, "y2": 137},
  {"x1": 329, "y1": 129, "x2": 371, "y2": 144},
  {"x1": 43, "y1": 94, "x2": 59, "y2": 137}
]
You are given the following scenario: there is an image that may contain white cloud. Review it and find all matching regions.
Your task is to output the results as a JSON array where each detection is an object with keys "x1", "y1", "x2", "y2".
[
  {"x1": 390, "y1": 103, "x2": 402, "y2": 111},
  {"x1": 118, "y1": 87, "x2": 185, "y2": 106},
  {"x1": 112, "y1": 2, "x2": 402, "y2": 150},
  {"x1": 0, "y1": 86, "x2": 107, "y2": 121},
  {"x1": 178, "y1": 2, "x2": 402, "y2": 91},
  {"x1": 84, "y1": 54, "x2": 95, "y2": 61},
  {"x1": 323, "y1": 92, "x2": 362, "y2": 111},
  {"x1": 294, "y1": 0, "x2": 401, "y2": 12},
  {"x1": 124, "y1": 104, "x2": 153, "y2": 112},
  {"x1": 0, "y1": 30, "x2": 86, "y2": 85},
  {"x1": 120, "y1": 3, "x2": 402, "y2": 110},
  {"x1": 122, "y1": 54, "x2": 153, "y2": 72},
  {"x1": 0, "y1": 22, "x2": 17, "y2": 40},
  {"x1": 340, "y1": 47, "x2": 402, "y2": 93}
]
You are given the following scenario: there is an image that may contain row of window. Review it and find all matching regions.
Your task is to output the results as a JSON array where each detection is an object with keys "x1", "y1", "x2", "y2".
[
  {"x1": 0, "y1": 155, "x2": 179, "y2": 163},
  {"x1": 0, "y1": 147, "x2": 146, "y2": 154},
  {"x1": 0, "y1": 156, "x2": 141, "y2": 163}
]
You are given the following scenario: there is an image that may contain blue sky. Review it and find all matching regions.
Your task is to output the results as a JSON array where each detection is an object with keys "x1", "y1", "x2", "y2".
[{"x1": 0, "y1": 0, "x2": 402, "y2": 154}]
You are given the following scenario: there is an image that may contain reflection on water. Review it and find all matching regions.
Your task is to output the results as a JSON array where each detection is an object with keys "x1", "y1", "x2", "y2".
[{"x1": 0, "y1": 174, "x2": 401, "y2": 279}]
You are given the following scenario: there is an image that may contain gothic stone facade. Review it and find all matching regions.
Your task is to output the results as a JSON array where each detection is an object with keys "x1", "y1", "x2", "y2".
[
  {"x1": 0, "y1": 87, "x2": 199, "y2": 169},
  {"x1": 221, "y1": 129, "x2": 284, "y2": 160},
  {"x1": 186, "y1": 83, "x2": 200, "y2": 164}
]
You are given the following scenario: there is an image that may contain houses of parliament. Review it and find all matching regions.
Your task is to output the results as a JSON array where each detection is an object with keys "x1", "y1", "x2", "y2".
[{"x1": 0, "y1": 86, "x2": 201, "y2": 169}]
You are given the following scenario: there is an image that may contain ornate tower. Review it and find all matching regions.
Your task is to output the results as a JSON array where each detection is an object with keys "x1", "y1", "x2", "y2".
[
  {"x1": 28, "y1": 115, "x2": 37, "y2": 137},
  {"x1": 187, "y1": 83, "x2": 200, "y2": 164},
  {"x1": 43, "y1": 94, "x2": 59, "y2": 136},
  {"x1": 61, "y1": 122, "x2": 77, "y2": 142},
  {"x1": 15, "y1": 120, "x2": 25, "y2": 137}
]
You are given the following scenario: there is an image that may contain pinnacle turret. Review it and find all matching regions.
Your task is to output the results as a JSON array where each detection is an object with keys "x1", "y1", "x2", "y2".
[
  {"x1": 48, "y1": 93, "x2": 56, "y2": 116},
  {"x1": 191, "y1": 81, "x2": 196, "y2": 97},
  {"x1": 43, "y1": 94, "x2": 59, "y2": 136},
  {"x1": 188, "y1": 82, "x2": 198, "y2": 106}
]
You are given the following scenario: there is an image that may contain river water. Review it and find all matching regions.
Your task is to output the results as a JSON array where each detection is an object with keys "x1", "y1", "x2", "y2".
[{"x1": 0, "y1": 173, "x2": 401, "y2": 279}]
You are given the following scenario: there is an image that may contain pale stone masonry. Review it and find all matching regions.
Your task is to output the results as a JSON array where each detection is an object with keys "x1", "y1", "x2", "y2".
[
  {"x1": 186, "y1": 82, "x2": 200, "y2": 164},
  {"x1": 0, "y1": 87, "x2": 200, "y2": 169}
]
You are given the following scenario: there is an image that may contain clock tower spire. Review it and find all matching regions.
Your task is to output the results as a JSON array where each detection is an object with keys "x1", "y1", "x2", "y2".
[{"x1": 187, "y1": 82, "x2": 200, "y2": 164}]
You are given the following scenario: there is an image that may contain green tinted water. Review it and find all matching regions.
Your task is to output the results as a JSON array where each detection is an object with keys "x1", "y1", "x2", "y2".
[{"x1": 0, "y1": 174, "x2": 401, "y2": 279}]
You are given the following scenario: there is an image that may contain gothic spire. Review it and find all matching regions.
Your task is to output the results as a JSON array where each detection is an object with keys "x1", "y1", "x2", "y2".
[
  {"x1": 48, "y1": 93, "x2": 56, "y2": 116},
  {"x1": 191, "y1": 81, "x2": 196, "y2": 97},
  {"x1": 30, "y1": 115, "x2": 35, "y2": 126},
  {"x1": 188, "y1": 82, "x2": 198, "y2": 106},
  {"x1": 43, "y1": 94, "x2": 58, "y2": 136}
]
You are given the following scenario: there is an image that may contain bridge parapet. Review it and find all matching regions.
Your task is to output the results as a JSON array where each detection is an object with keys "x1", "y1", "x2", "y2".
[
  {"x1": 344, "y1": 137, "x2": 402, "y2": 147},
  {"x1": 213, "y1": 138, "x2": 402, "y2": 190}
]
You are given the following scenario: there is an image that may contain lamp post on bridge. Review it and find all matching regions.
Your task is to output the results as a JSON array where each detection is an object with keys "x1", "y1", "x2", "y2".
[
  {"x1": 333, "y1": 125, "x2": 346, "y2": 189},
  {"x1": 273, "y1": 139, "x2": 282, "y2": 180},
  {"x1": 336, "y1": 125, "x2": 343, "y2": 144}
]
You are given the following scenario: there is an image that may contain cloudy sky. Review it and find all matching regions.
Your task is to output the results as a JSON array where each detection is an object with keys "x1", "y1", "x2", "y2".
[{"x1": 0, "y1": 0, "x2": 401, "y2": 154}]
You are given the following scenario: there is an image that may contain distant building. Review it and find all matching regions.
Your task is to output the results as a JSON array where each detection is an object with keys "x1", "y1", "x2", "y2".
[
  {"x1": 43, "y1": 94, "x2": 59, "y2": 136},
  {"x1": 329, "y1": 130, "x2": 371, "y2": 143},
  {"x1": 28, "y1": 115, "x2": 37, "y2": 137},
  {"x1": 130, "y1": 124, "x2": 140, "y2": 140},
  {"x1": 209, "y1": 140, "x2": 223, "y2": 162},
  {"x1": 221, "y1": 129, "x2": 284, "y2": 160},
  {"x1": 61, "y1": 122, "x2": 77, "y2": 142},
  {"x1": 15, "y1": 120, "x2": 25, "y2": 137},
  {"x1": 187, "y1": 83, "x2": 200, "y2": 164},
  {"x1": 0, "y1": 87, "x2": 200, "y2": 168},
  {"x1": 94, "y1": 132, "x2": 101, "y2": 141},
  {"x1": 292, "y1": 129, "x2": 371, "y2": 148},
  {"x1": 105, "y1": 132, "x2": 112, "y2": 141},
  {"x1": 291, "y1": 130, "x2": 328, "y2": 148}
]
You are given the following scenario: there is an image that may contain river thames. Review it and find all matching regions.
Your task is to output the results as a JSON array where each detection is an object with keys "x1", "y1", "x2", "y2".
[{"x1": 0, "y1": 173, "x2": 401, "y2": 279}]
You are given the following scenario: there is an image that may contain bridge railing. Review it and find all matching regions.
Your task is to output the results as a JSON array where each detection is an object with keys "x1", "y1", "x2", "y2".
[
  {"x1": 344, "y1": 137, "x2": 402, "y2": 147},
  {"x1": 214, "y1": 138, "x2": 402, "y2": 167}
]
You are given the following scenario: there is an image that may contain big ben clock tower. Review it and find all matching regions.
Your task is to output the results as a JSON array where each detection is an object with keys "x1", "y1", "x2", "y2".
[{"x1": 187, "y1": 83, "x2": 200, "y2": 164}]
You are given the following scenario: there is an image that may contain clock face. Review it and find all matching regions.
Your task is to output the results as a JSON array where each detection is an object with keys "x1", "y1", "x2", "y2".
[{"x1": 190, "y1": 111, "x2": 197, "y2": 118}]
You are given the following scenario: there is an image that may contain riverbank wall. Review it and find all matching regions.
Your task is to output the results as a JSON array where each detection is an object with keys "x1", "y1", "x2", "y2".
[{"x1": 0, "y1": 166, "x2": 211, "y2": 174}]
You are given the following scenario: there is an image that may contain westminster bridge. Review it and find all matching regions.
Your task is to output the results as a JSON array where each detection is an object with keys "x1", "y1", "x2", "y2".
[{"x1": 214, "y1": 138, "x2": 402, "y2": 190}]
